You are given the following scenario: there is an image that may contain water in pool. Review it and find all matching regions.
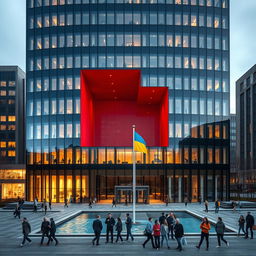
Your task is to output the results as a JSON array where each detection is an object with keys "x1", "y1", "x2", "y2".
[{"x1": 56, "y1": 212, "x2": 214, "y2": 234}]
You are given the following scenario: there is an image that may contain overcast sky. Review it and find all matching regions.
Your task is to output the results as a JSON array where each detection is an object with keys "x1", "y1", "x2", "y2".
[{"x1": 0, "y1": 0, "x2": 256, "y2": 114}]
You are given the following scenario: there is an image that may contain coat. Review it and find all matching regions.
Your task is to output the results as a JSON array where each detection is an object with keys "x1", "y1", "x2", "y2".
[
  {"x1": 93, "y1": 219, "x2": 103, "y2": 233},
  {"x1": 116, "y1": 221, "x2": 122, "y2": 232},
  {"x1": 246, "y1": 215, "x2": 255, "y2": 227},
  {"x1": 159, "y1": 215, "x2": 166, "y2": 225},
  {"x1": 174, "y1": 223, "x2": 184, "y2": 238},
  {"x1": 167, "y1": 216, "x2": 175, "y2": 226},
  {"x1": 41, "y1": 220, "x2": 50, "y2": 233},
  {"x1": 50, "y1": 220, "x2": 56, "y2": 234},
  {"x1": 160, "y1": 224, "x2": 168, "y2": 236},
  {"x1": 105, "y1": 217, "x2": 115, "y2": 229},
  {"x1": 22, "y1": 221, "x2": 31, "y2": 235},
  {"x1": 125, "y1": 216, "x2": 132, "y2": 229},
  {"x1": 215, "y1": 221, "x2": 225, "y2": 235}
]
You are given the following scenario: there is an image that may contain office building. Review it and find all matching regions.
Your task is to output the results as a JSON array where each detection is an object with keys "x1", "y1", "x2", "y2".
[
  {"x1": 0, "y1": 66, "x2": 26, "y2": 201},
  {"x1": 26, "y1": 0, "x2": 230, "y2": 203}
]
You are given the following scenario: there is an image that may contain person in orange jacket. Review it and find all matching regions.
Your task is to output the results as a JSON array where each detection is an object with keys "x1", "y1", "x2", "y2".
[{"x1": 196, "y1": 217, "x2": 211, "y2": 250}]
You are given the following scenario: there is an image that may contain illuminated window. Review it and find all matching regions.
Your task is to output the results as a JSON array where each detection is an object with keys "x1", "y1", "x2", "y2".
[
  {"x1": 215, "y1": 148, "x2": 220, "y2": 164},
  {"x1": 199, "y1": 57, "x2": 205, "y2": 69},
  {"x1": 8, "y1": 100, "x2": 15, "y2": 104},
  {"x1": 215, "y1": 79, "x2": 220, "y2": 91},
  {"x1": 207, "y1": 57, "x2": 213, "y2": 70},
  {"x1": 191, "y1": 57, "x2": 197, "y2": 69},
  {"x1": 192, "y1": 148, "x2": 198, "y2": 163},
  {"x1": 207, "y1": 15, "x2": 212, "y2": 27},
  {"x1": 66, "y1": 123, "x2": 72, "y2": 138},
  {"x1": 44, "y1": 15, "x2": 50, "y2": 27},
  {"x1": 2, "y1": 183, "x2": 24, "y2": 199},
  {"x1": 8, "y1": 125, "x2": 15, "y2": 131},
  {"x1": 183, "y1": 56, "x2": 189, "y2": 69},
  {"x1": 166, "y1": 34, "x2": 173, "y2": 47},
  {"x1": 36, "y1": 16, "x2": 42, "y2": 28},
  {"x1": 8, "y1": 150, "x2": 16, "y2": 157},
  {"x1": 207, "y1": 99, "x2": 213, "y2": 115},
  {"x1": 51, "y1": 14, "x2": 57, "y2": 26},
  {"x1": 175, "y1": 35, "x2": 181, "y2": 47},
  {"x1": 8, "y1": 116, "x2": 16, "y2": 122},
  {"x1": 200, "y1": 99, "x2": 205, "y2": 115},
  {"x1": 192, "y1": 99, "x2": 198, "y2": 114},
  {"x1": 0, "y1": 81, "x2": 6, "y2": 87},
  {"x1": 74, "y1": 123, "x2": 80, "y2": 138},
  {"x1": 215, "y1": 99, "x2": 221, "y2": 116},
  {"x1": 183, "y1": 14, "x2": 189, "y2": 26},
  {"x1": 207, "y1": 0, "x2": 212, "y2": 6},
  {"x1": 214, "y1": 16, "x2": 220, "y2": 28},
  {"x1": 183, "y1": 35, "x2": 189, "y2": 47},
  {"x1": 0, "y1": 90, "x2": 6, "y2": 96},
  {"x1": 9, "y1": 81, "x2": 15, "y2": 87},
  {"x1": 59, "y1": 14, "x2": 65, "y2": 26},
  {"x1": 215, "y1": 125, "x2": 220, "y2": 138},
  {"x1": 0, "y1": 116, "x2": 6, "y2": 122},
  {"x1": 175, "y1": 14, "x2": 181, "y2": 25},
  {"x1": 0, "y1": 142, "x2": 6, "y2": 148},
  {"x1": 175, "y1": 123, "x2": 182, "y2": 138},
  {"x1": 191, "y1": 14, "x2": 197, "y2": 26},
  {"x1": 66, "y1": 99, "x2": 73, "y2": 114}
]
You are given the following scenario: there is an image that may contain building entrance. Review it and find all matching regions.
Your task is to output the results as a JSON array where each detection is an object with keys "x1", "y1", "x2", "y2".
[{"x1": 114, "y1": 185, "x2": 149, "y2": 204}]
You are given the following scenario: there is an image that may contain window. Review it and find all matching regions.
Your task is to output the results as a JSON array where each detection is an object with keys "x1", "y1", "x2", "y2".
[
  {"x1": 191, "y1": 35, "x2": 197, "y2": 48},
  {"x1": 207, "y1": 57, "x2": 213, "y2": 70},
  {"x1": 207, "y1": 99, "x2": 213, "y2": 115},
  {"x1": 207, "y1": 78, "x2": 213, "y2": 91},
  {"x1": 175, "y1": 56, "x2": 181, "y2": 68},
  {"x1": 207, "y1": 148, "x2": 213, "y2": 164},
  {"x1": 207, "y1": 15, "x2": 212, "y2": 27},
  {"x1": 184, "y1": 98, "x2": 190, "y2": 114},
  {"x1": 175, "y1": 98, "x2": 182, "y2": 114},
  {"x1": 192, "y1": 99, "x2": 198, "y2": 114},
  {"x1": 167, "y1": 34, "x2": 173, "y2": 47},
  {"x1": 191, "y1": 77, "x2": 198, "y2": 90},
  {"x1": 175, "y1": 123, "x2": 182, "y2": 138},
  {"x1": 200, "y1": 99, "x2": 205, "y2": 115},
  {"x1": 175, "y1": 35, "x2": 181, "y2": 47},
  {"x1": 199, "y1": 15, "x2": 204, "y2": 27},
  {"x1": 66, "y1": 99, "x2": 73, "y2": 114},
  {"x1": 199, "y1": 35, "x2": 205, "y2": 48},
  {"x1": 214, "y1": 16, "x2": 220, "y2": 28},
  {"x1": 169, "y1": 123, "x2": 174, "y2": 137},
  {"x1": 191, "y1": 57, "x2": 197, "y2": 69},
  {"x1": 43, "y1": 99, "x2": 49, "y2": 115},
  {"x1": 183, "y1": 56, "x2": 189, "y2": 69},
  {"x1": 183, "y1": 35, "x2": 189, "y2": 47},
  {"x1": 175, "y1": 77, "x2": 182, "y2": 89},
  {"x1": 175, "y1": 14, "x2": 181, "y2": 26},
  {"x1": 215, "y1": 99, "x2": 221, "y2": 115},
  {"x1": 191, "y1": 14, "x2": 197, "y2": 26},
  {"x1": 74, "y1": 98, "x2": 80, "y2": 114},
  {"x1": 183, "y1": 14, "x2": 189, "y2": 26}
]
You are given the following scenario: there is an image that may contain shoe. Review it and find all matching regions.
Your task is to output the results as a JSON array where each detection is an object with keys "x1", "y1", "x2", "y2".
[
  {"x1": 196, "y1": 245, "x2": 200, "y2": 249},
  {"x1": 216, "y1": 245, "x2": 220, "y2": 248},
  {"x1": 96, "y1": 244, "x2": 99, "y2": 246},
  {"x1": 92, "y1": 240, "x2": 95, "y2": 245},
  {"x1": 142, "y1": 244, "x2": 145, "y2": 248},
  {"x1": 227, "y1": 242, "x2": 229, "y2": 247},
  {"x1": 20, "y1": 244, "x2": 24, "y2": 247},
  {"x1": 250, "y1": 238, "x2": 253, "y2": 239},
  {"x1": 168, "y1": 246, "x2": 170, "y2": 249},
  {"x1": 206, "y1": 248, "x2": 209, "y2": 251}
]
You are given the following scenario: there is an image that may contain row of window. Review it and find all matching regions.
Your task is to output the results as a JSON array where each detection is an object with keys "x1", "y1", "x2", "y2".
[
  {"x1": 0, "y1": 99, "x2": 15, "y2": 105},
  {"x1": 26, "y1": 146, "x2": 228, "y2": 165},
  {"x1": 0, "y1": 169, "x2": 25, "y2": 180},
  {"x1": 169, "y1": 98, "x2": 229, "y2": 117},
  {"x1": 0, "y1": 150, "x2": 16, "y2": 157},
  {"x1": 0, "y1": 141, "x2": 16, "y2": 148},
  {"x1": 29, "y1": 0, "x2": 228, "y2": 8},
  {"x1": 0, "y1": 116, "x2": 16, "y2": 122},
  {"x1": 0, "y1": 81, "x2": 15, "y2": 87},
  {"x1": 27, "y1": 122, "x2": 80, "y2": 139},
  {"x1": 0, "y1": 125, "x2": 16, "y2": 131},
  {"x1": 28, "y1": 54, "x2": 229, "y2": 72},
  {"x1": 0, "y1": 90, "x2": 16, "y2": 97},
  {"x1": 30, "y1": 12, "x2": 228, "y2": 29},
  {"x1": 27, "y1": 98, "x2": 80, "y2": 116},
  {"x1": 30, "y1": 33, "x2": 229, "y2": 50}
]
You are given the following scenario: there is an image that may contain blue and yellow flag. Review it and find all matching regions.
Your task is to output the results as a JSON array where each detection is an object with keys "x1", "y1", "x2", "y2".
[{"x1": 134, "y1": 131, "x2": 147, "y2": 154}]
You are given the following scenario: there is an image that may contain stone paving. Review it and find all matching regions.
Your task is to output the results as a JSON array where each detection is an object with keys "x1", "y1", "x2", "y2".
[{"x1": 0, "y1": 202, "x2": 255, "y2": 255}]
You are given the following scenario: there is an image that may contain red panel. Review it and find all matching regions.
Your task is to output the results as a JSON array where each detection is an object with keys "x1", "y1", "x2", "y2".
[{"x1": 80, "y1": 69, "x2": 168, "y2": 147}]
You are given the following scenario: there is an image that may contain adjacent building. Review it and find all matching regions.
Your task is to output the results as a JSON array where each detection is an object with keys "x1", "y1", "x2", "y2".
[
  {"x1": 0, "y1": 66, "x2": 26, "y2": 201},
  {"x1": 26, "y1": 0, "x2": 230, "y2": 203},
  {"x1": 236, "y1": 64, "x2": 256, "y2": 199}
]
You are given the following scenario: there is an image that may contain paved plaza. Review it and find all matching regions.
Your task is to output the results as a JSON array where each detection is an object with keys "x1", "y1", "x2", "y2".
[{"x1": 0, "y1": 202, "x2": 255, "y2": 255}]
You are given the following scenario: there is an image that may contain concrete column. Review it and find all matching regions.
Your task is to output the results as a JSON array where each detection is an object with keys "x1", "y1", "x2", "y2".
[
  {"x1": 200, "y1": 175, "x2": 204, "y2": 202},
  {"x1": 178, "y1": 177, "x2": 182, "y2": 202},
  {"x1": 168, "y1": 177, "x2": 172, "y2": 202}
]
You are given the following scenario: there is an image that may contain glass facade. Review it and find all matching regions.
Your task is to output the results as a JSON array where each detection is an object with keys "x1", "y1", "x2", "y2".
[{"x1": 26, "y1": 0, "x2": 230, "y2": 203}]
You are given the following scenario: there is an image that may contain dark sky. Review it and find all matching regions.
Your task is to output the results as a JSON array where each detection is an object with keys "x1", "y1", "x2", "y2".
[{"x1": 0, "y1": 0, "x2": 256, "y2": 113}]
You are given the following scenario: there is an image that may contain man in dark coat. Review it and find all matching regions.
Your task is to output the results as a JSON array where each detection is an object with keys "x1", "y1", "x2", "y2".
[
  {"x1": 125, "y1": 213, "x2": 134, "y2": 241},
  {"x1": 47, "y1": 218, "x2": 59, "y2": 246},
  {"x1": 105, "y1": 213, "x2": 116, "y2": 243},
  {"x1": 20, "y1": 217, "x2": 32, "y2": 247},
  {"x1": 245, "y1": 212, "x2": 255, "y2": 239},
  {"x1": 92, "y1": 215, "x2": 103, "y2": 245},
  {"x1": 174, "y1": 218, "x2": 184, "y2": 251},
  {"x1": 40, "y1": 217, "x2": 50, "y2": 245},
  {"x1": 159, "y1": 212, "x2": 166, "y2": 225},
  {"x1": 167, "y1": 212, "x2": 175, "y2": 239}
]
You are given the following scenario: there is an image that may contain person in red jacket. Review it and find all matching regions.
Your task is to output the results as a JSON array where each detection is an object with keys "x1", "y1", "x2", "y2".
[
  {"x1": 153, "y1": 219, "x2": 161, "y2": 250},
  {"x1": 196, "y1": 217, "x2": 211, "y2": 250}
]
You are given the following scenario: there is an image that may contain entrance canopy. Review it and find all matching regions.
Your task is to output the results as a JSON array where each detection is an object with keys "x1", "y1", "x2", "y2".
[{"x1": 80, "y1": 69, "x2": 169, "y2": 147}]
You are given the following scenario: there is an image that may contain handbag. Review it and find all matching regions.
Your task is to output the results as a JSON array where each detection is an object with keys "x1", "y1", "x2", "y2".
[
  {"x1": 253, "y1": 225, "x2": 256, "y2": 231},
  {"x1": 181, "y1": 237, "x2": 188, "y2": 246}
]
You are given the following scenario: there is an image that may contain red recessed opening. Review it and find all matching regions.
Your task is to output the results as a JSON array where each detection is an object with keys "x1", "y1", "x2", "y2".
[{"x1": 80, "y1": 69, "x2": 169, "y2": 147}]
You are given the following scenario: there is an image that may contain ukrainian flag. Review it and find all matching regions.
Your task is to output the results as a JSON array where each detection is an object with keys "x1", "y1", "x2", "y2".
[{"x1": 134, "y1": 131, "x2": 147, "y2": 154}]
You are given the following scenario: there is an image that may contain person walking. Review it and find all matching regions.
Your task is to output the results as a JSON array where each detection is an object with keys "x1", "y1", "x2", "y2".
[
  {"x1": 40, "y1": 217, "x2": 50, "y2": 245},
  {"x1": 245, "y1": 212, "x2": 254, "y2": 239},
  {"x1": 92, "y1": 215, "x2": 103, "y2": 246},
  {"x1": 238, "y1": 215, "x2": 245, "y2": 236},
  {"x1": 142, "y1": 217, "x2": 155, "y2": 249},
  {"x1": 159, "y1": 212, "x2": 166, "y2": 225},
  {"x1": 160, "y1": 220, "x2": 170, "y2": 249},
  {"x1": 215, "y1": 200, "x2": 219, "y2": 213},
  {"x1": 49, "y1": 200, "x2": 52, "y2": 211},
  {"x1": 125, "y1": 213, "x2": 134, "y2": 241},
  {"x1": 115, "y1": 217, "x2": 123, "y2": 243},
  {"x1": 165, "y1": 195, "x2": 169, "y2": 207},
  {"x1": 89, "y1": 198, "x2": 93, "y2": 208},
  {"x1": 215, "y1": 217, "x2": 229, "y2": 247},
  {"x1": 64, "y1": 198, "x2": 68, "y2": 208},
  {"x1": 14, "y1": 204, "x2": 21, "y2": 219},
  {"x1": 105, "y1": 213, "x2": 115, "y2": 243},
  {"x1": 33, "y1": 198, "x2": 38, "y2": 212},
  {"x1": 167, "y1": 212, "x2": 175, "y2": 240},
  {"x1": 112, "y1": 198, "x2": 116, "y2": 208},
  {"x1": 20, "y1": 217, "x2": 32, "y2": 247},
  {"x1": 204, "y1": 200, "x2": 209, "y2": 213},
  {"x1": 44, "y1": 202, "x2": 47, "y2": 215},
  {"x1": 174, "y1": 218, "x2": 184, "y2": 251},
  {"x1": 47, "y1": 218, "x2": 59, "y2": 246},
  {"x1": 184, "y1": 197, "x2": 188, "y2": 207},
  {"x1": 153, "y1": 220, "x2": 161, "y2": 250},
  {"x1": 196, "y1": 217, "x2": 211, "y2": 250}
]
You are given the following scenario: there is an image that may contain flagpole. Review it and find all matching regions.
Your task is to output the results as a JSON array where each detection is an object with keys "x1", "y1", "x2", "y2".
[{"x1": 132, "y1": 124, "x2": 136, "y2": 224}]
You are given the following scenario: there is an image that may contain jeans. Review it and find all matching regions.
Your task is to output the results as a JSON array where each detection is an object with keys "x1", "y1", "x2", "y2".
[
  {"x1": 22, "y1": 233, "x2": 31, "y2": 245},
  {"x1": 106, "y1": 227, "x2": 114, "y2": 242},
  {"x1": 176, "y1": 237, "x2": 182, "y2": 250},
  {"x1": 116, "y1": 231, "x2": 123, "y2": 242},
  {"x1": 40, "y1": 231, "x2": 49, "y2": 245},
  {"x1": 217, "y1": 234, "x2": 227, "y2": 246},
  {"x1": 47, "y1": 232, "x2": 58, "y2": 245},
  {"x1": 143, "y1": 233, "x2": 155, "y2": 248},
  {"x1": 198, "y1": 232, "x2": 209, "y2": 249},
  {"x1": 161, "y1": 234, "x2": 169, "y2": 248},
  {"x1": 154, "y1": 236, "x2": 160, "y2": 249},
  {"x1": 168, "y1": 225, "x2": 174, "y2": 239},
  {"x1": 92, "y1": 231, "x2": 101, "y2": 245},
  {"x1": 246, "y1": 225, "x2": 254, "y2": 238},
  {"x1": 126, "y1": 227, "x2": 134, "y2": 240},
  {"x1": 238, "y1": 225, "x2": 245, "y2": 235}
]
